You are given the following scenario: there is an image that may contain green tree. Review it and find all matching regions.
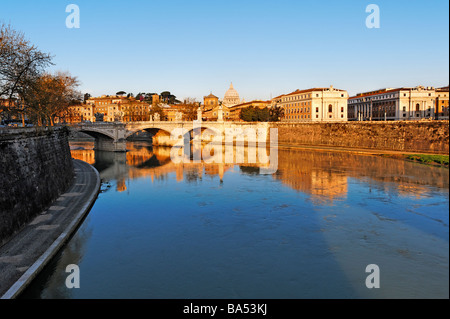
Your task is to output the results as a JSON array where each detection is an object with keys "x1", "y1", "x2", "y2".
[
  {"x1": 240, "y1": 106, "x2": 274, "y2": 122},
  {"x1": 240, "y1": 106, "x2": 254, "y2": 122},
  {"x1": 160, "y1": 91, "x2": 178, "y2": 104},
  {"x1": 269, "y1": 106, "x2": 284, "y2": 122},
  {"x1": 83, "y1": 93, "x2": 91, "y2": 103}
]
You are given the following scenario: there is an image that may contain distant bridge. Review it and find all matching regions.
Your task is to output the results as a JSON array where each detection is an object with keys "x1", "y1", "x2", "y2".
[{"x1": 68, "y1": 121, "x2": 271, "y2": 152}]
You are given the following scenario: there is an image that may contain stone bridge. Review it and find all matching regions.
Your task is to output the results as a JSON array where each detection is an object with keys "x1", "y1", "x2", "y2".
[{"x1": 68, "y1": 121, "x2": 272, "y2": 152}]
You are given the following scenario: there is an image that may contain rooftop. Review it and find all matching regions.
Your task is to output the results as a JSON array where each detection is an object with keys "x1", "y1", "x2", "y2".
[
  {"x1": 349, "y1": 86, "x2": 438, "y2": 100},
  {"x1": 274, "y1": 86, "x2": 347, "y2": 100}
]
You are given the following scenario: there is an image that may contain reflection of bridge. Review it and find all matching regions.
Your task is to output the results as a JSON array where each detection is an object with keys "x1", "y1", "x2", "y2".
[{"x1": 69, "y1": 121, "x2": 271, "y2": 152}]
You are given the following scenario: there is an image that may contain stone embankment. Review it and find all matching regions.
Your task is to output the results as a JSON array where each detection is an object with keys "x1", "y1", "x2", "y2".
[
  {"x1": 271, "y1": 121, "x2": 449, "y2": 155},
  {"x1": 0, "y1": 127, "x2": 74, "y2": 246}
]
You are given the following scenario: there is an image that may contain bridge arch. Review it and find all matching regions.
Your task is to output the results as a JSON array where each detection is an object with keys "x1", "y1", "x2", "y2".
[
  {"x1": 124, "y1": 127, "x2": 172, "y2": 140},
  {"x1": 124, "y1": 123, "x2": 225, "y2": 147},
  {"x1": 73, "y1": 128, "x2": 125, "y2": 152},
  {"x1": 76, "y1": 128, "x2": 116, "y2": 141}
]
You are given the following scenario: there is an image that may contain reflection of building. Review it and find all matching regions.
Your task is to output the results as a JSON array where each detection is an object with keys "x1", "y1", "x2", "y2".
[
  {"x1": 116, "y1": 179, "x2": 127, "y2": 192},
  {"x1": 70, "y1": 141, "x2": 448, "y2": 206},
  {"x1": 274, "y1": 149, "x2": 348, "y2": 204},
  {"x1": 309, "y1": 170, "x2": 348, "y2": 202},
  {"x1": 348, "y1": 86, "x2": 441, "y2": 121},
  {"x1": 273, "y1": 86, "x2": 348, "y2": 122},
  {"x1": 70, "y1": 149, "x2": 95, "y2": 164}
]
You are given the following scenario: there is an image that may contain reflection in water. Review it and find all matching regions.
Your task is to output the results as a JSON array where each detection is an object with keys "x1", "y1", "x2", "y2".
[
  {"x1": 21, "y1": 141, "x2": 449, "y2": 299},
  {"x1": 275, "y1": 149, "x2": 448, "y2": 204},
  {"x1": 71, "y1": 142, "x2": 448, "y2": 205}
]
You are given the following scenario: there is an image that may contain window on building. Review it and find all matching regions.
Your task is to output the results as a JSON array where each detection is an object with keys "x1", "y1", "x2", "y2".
[
  {"x1": 328, "y1": 105, "x2": 332, "y2": 113},
  {"x1": 316, "y1": 107, "x2": 319, "y2": 113},
  {"x1": 316, "y1": 114, "x2": 319, "y2": 118},
  {"x1": 416, "y1": 104, "x2": 420, "y2": 112},
  {"x1": 403, "y1": 106, "x2": 406, "y2": 112},
  {"x1": 341, "y1": 107, "x2": 344, "y2": 112}
]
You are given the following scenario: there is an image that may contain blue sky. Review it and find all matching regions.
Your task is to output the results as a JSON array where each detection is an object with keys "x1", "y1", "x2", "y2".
[{"x1": 1, "y1": 0, "x2": 448, "y2": 101}]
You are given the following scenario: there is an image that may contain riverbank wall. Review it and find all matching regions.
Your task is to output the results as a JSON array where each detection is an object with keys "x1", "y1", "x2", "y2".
[
  {"x1": 271, "y1": 121, "x2": 449, "y2": 155},
  {"x1": 0, "y1": 127, "x2": 74, "y2": 246}
]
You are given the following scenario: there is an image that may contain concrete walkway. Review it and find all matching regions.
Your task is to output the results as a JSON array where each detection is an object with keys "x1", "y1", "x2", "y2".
[{"x1": 0, "y1": 160, "x2": 100, "y2": 299}]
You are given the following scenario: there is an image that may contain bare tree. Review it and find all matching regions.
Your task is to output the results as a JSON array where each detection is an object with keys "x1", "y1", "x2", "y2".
[
  {"x1": 0, "y1": 23, "x2": 53, "y2": 120},
  {"x1": 180, "y1": 97, "x2": 200, "y2": 121},
  {"x1": 21, "y1": 71, "x2": 82, "y2": 126},
  {"x1": 149, "y1": 102, "x2": 166, "y2": 121}
]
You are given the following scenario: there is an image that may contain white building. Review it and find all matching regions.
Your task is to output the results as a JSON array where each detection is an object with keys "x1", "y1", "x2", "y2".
[
  {"x1": 273, "y1": 86, "x2": 349, "y2": 122},
  {"x1": 348, "y1": 86, "x2": 438, "y2": 121}
]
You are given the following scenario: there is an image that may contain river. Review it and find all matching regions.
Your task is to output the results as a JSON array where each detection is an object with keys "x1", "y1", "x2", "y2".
[{"x1": 20, "y1": 141, "x2": 449, "y2": 299}]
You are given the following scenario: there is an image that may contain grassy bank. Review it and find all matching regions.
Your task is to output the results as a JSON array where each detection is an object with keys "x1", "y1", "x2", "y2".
[{"x1": 406, "y1": 154, "x2": 449, "y2": 166}]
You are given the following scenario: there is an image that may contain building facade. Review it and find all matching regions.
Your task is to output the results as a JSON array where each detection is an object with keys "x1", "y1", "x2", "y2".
[
  {"x1": 202, "y1": 83, "x2": 243, "y2": 121},
  {"x1": 65, "y1": 104, "x2": 95, "y2": 123},
  {"x1": 273, "y1": 86, "x2": 348, "y2": 122},
  {"x1": 348, "y1": 86, "x2": 441, "y2": 121},
  {"x1": 203, "y1": 93, "x2": 219, "y2": 109},
  {"x1": 66, "y1": 95, "x2": 151, "y2": 123},
  {"x1": 435, "y1": 86, "x2": 449, "y2": 120}
]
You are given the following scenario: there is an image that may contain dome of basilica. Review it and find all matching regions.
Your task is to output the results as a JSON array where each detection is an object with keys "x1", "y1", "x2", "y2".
[{"x1": 222, "y1": 82, "x2": 240, "y2": 107}]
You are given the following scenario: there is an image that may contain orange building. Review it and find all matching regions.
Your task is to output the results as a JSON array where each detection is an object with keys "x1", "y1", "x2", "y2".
[
  {"x1": 75, "y1": 95, "x2": 151, "y2": 122},
  {"x1": 65, "y1": 104, "x2": 95, "y2": 123},
  {"x1": 435, "y1": 86, "x2": 449, "y2": 120},
  {"x1": 204, "y1": 93, "x2": 219, "y2": 109},
  {"x1": 202, "y1": 93, "x2": 222, "y2": 121},
  {"x1": 163, "y1": 104, "x2": 184, "y2": 121}
]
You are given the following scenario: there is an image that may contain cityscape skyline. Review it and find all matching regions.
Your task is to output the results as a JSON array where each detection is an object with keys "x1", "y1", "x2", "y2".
[{"x1": 0, "y1": 0, "x2": 449, "y2": 101}]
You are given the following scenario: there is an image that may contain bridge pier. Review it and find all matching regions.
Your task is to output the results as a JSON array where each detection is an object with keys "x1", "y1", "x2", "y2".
[{"x1": 94, "y1": 137, "x2": 127, "y2": 152}]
